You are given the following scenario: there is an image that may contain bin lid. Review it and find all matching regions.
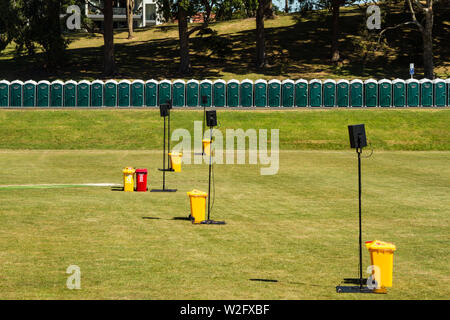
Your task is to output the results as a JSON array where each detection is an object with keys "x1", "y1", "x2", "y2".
[
  {"x1": 135, "y1": 168, "x2": 148, "y2": 174},
  {"x1": 365, "y1": 240, "x2": 396, "y2": 251},
  {"x1": 202, "y1": 139, "x2": 212, "y2": 143},
  {"x1": 187, "y1": 189, "x2": 208, "y2": 197},
  {"x1": 123, "y1": 167, "x2": 135, "y2": 174},
  {"x1": 168, "y1": 152, "x2": 183, "y2": 156}
]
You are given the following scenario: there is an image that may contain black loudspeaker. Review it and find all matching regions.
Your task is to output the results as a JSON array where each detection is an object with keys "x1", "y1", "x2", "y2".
[
  {"x1": 206, "y1": 110, "x2": 217, "y2": 127},
  {"x1": 166, "y1": 100, "x2": 173, "y2": 110},
  {"x1": 160, "y1": 104, "x2": 169, "y2": 117},
  {"x1": 348, "y1": 124, "x2": 367, "y2": 149}
]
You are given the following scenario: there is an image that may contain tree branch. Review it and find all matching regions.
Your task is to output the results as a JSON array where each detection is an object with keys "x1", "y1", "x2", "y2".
[
  {"x1": 377, "y1": 21, "x2": 418, "y2": 44},
  {"x1": 406, "y1": 0, "x2": 424, "y2": 32}
]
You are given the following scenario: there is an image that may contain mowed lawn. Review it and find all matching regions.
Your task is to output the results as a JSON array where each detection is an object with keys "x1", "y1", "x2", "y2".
[{"x1": 0, "y1": 150, "x2": 448, "y2": 299}]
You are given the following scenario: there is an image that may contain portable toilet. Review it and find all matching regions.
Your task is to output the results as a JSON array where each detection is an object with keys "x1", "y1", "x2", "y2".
[
  {"x1": 227, "y1": 79, "x2": 239, "y2": 107},
  {"x1": 282, "y1": 79, "x2": 295, "y2": 107},
  {"x1": 63, "y1": 80, "x2": 77, "y2": 107},
  {"x1": 323, "y1": 79, "x2": 336, "y2": 107},
  {"x1": 76, "y1": 80, "x2": 90, "y2": 107},
  {"x1": 131, "y1": 80, "x2": 144, "y2": 107},
  {"x1": 294, "y1": 79, "x2": 308, "y2": 107},
  {"x1": 104, "y1": 80, "x2": 118, "y2": 107},
  {"x1": 268, "y1": 79, "x2": 281, "y2": 107},
  {"x1": 9, "y1": 80, "x2": 23, "y2": 107},
  {"x1": 91, "y1": 80, "x2": 104, "y2": 107},
  {"x1": 50, "y1": 80, "x2": 64, "y2": 107},
  {"x1": 350, "y1": 79, "x2": 363, "y2": 107},
  {"x1": 447, "y1": 79, "x2": 450, "y2": 106},
  {"x1": 364, "y1": 79, "x2": 378, "y2": 107},
  {"x1": 254, "y1": 79, "x2": 267, "y2": 107},
  {"x1": 434, "y1": 78, "x2": 446, "y2": 107},
  {"x1": 36, "y1": 80, "x2": 50, "y2": 107},
  {"x1": 186, "y1": 79, "x2": 199, "y2": 107},
  {"x1": 23, "y1": 80, "x2": 37, "y2": 107},
  {"x1": 378, "y1": 79, "x2": 392, "y2": 107},
  {"x1": 172, "y1": 79, "x2": 186, "y2": 107},
  {"x1": 0, "y1": 80, "x2": 10, "y2": 107},
  {"x1": 213, "y1": 79, "x2": 226, "y2": 107},
  {"x1": 336, "y1": 80, "x2": 349, "y2": 107},
  {"x1": 309, "y1": 79, "x2": 322, "y2": 107},
  {"x1": 118, "y1": 80, "x2": 131, "y2": 107},
  {"x1": 406, "y1": 79, "x2": 419, "y2": 107},
  {"x1": 158, "y1": 79, "x2": 172, "y2": 106},
  {"x1": 200, "y1": 80, "x2": 212, "y2": 107},
  {"x1": 240, "y1": 79, "x2": 253, "y2": 107},
  {"x1": 392, "y1": 79, "x2": 406, "y2": 107},
  {"x1": 145, "y1": 79, "x2": 158, "y2": 107},
  {"x1": 420, "y1": 78, "x2": 433, "y2": 107}
]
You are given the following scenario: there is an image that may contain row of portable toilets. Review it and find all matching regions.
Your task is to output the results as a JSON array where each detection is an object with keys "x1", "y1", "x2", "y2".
[{"x1": 0, "y1": 78, "x2": 449, "y2": 108}]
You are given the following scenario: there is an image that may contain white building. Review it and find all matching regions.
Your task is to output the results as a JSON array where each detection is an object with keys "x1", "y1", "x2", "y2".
[{"x1": 85, "y1": 0, "x2": 163, "y2": 28}]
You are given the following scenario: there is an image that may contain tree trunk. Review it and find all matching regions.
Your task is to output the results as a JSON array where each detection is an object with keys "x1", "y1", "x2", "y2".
[
  {"x1": 126, "y1": 0, "x2": 135, "y2": 39},
  {"x1": 256, "y1": 0, "x2": 267, "y2": 68},
  {"x1": 330, "y1": 0, "x2": 340, "y2": 63},
  {"x1": 178, "y1": 4, "x2": 191, "y2": 74},
  {"x1": 285, "y1": 0, "x2": 289, "y2": 13},
  {"x1": 422, "y1": 8, "x2": 434, "y2": 79},
  {"x1": 103, "y1": 0, "x2": 115, "y2": 76}
]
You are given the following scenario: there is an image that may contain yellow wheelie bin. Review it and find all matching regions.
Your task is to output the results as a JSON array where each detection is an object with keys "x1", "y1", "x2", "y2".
[
  {"x1": 187, "y1": 189, "x2": 208, "y2": 224},
  {"x1": 169, "y1": 152, "x2": 182, "y2": 172},
  {"x1": 365, "y1": 240, "x2": 396, "y2": 292},
  {"x1": 202, "y1": 139, "x2": 211, "y2": 155},
  {"x1": 123, "y1": 167, "x2": 135, "y2": 192}
]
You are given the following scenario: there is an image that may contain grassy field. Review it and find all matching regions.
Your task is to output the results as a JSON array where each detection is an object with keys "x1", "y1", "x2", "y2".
[
  {"x1": 0, "y1": 150, "x2": 448, "y2": 299},
  {"x1": 0, "y1": 108, "x2": 449, "y2": 299},
  {"x1": 0, "y1": 6, "x2": 449, "y2": 81}
]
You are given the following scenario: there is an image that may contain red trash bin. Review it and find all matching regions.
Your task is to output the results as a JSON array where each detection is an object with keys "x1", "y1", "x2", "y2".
[{"x1": 135, "y1": 169, "x2": 148, "y2": 192}]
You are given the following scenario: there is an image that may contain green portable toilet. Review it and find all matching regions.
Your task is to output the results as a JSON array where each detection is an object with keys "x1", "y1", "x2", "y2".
[
  {"x1": 294, "y1": 79, "x2": 308, "y2": 107},
  {"x1": 323, "y1": 79, "x2": 336, "y2": 107},
  {"x1": 336, "y1": 80, "x2": 349, "y2": 107},
  {"x1": 447, "y1": 79, "x2": 450, "y2": 106},
  {"x1": 268, "y1": 79, "x2": 281, "y2": 107},
  {"x1": 50, "y1": 80, "x2": 64, "y2": 107},
  {"x1": 254, "y1": 79, "x2": 267, "y2": 107},
  {"x1": 9, "y1": 80, "x2": 23, "y2": 107},
  {"x1": 309, "y1": 79, "x2": 322, "y2": 107},
  {"x1": 118, "y1": 80, "x2": 131, "y2": 107},
  {"x1": 240, "y1": 79, "x2": 253, "y2": 107},
  {"x1": 0, "y1": 80, "x2": 9, "y2": 107},
  {"x1": 104, "y1": 80, "x2": 117, "y2": 107},
  {"x1": 91, "y1": 80, "x2": 104, "y2": 107},
  {"x1": 200, "y1": 80, "x2": 212, "y2": 107},
  {"x1": 350, "y1": 79, "x2": 363, "y2": 107},
  {"x1": 420, "y1": 79, "x2": 433, "y2": 107},
  {"x1": 227, "y1": 80, "x2": 239, "y2": 107},
  {"x1": 282, "y1": 79, "x2": 295, "y2": 107},
  {"x1": 36, "y1": 81, "x2": 50, "y2": 107},
  {"x1": 64, "y1": 80, "x2": 77, "y2": 107},
  {"x1": 186, "y1": 79, "x2": 199, "y2": 107},
  {"x1": 392, "y1": 79, "x2": 406, "y2": 107},
  {"x1": 433, "y1": 78, "x2": 446, "y2": 107},
  {"x1": 364, "y1": 79, "x2": 377, "y2": 107},
  {"x1": 131, "y1": 80, "x2": 144, "y2": 107},
  {"x1": 406, "y1": 79, "x2": 419, "y2": 107},
  {"x1": 23, "y1": 80, "x2": 37, "y2": 107},
  {"x1": 77, "y1": 80, "x2": 90, "y2": 107},
  {"x1": 158, "y1": 80, "x2": 172, "y2": 106},
  {"x1": 378, "y1": 79, "x2": 392, "y2": 107},
  {"x1": 213, "y1": 79, "x2": 226, "y2": 107},
  {"x1": 172, "y1": 79, "x2": 186, "y2": 107},
  {"x1": 145, "y1": 80, "x2": 158, "y2": 107}
]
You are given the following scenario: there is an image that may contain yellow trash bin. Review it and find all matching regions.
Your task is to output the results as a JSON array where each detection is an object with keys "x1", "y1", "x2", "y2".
[
  {"x1": 365, "y1": 240, "x2": 396, "y2": 292},
  {"x1": 122, "y1": 167, "x2": 135, "y2": 192},
  {"x1": 169, "y1": 152, "x2": 182, "y2": 172},
  {"x1": 187, "y1": 189, "x2": 208, "y2": 224},
  {"x1": 202, "y1": 139, "x2": 211, "y2": 155}
]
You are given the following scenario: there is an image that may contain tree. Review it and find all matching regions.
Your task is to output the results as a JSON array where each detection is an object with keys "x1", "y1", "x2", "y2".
[
  {"x1": 103, "y1": 0, "x2": 116, "y2": 75},
  {"x1": 126, "y1": 0, "x2": 135, "y2": 39},
  {"x1": 330, "y1": 0, "x2": 344, "y2": 62},
  {"x1": 256, "y1": 0, "x2": 271, "y2": 68}
]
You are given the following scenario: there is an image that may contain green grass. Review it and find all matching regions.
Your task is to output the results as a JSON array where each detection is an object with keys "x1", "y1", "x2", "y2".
[
  {"x1": 0, "y1": 150, "x2": 448, "y2": 299},
  {"x1": 0, "y1": 6, "x2": 449, "y2": 81},
  {"x1": 0, "y1": 109, "x2": 449, "y2": 150}
]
